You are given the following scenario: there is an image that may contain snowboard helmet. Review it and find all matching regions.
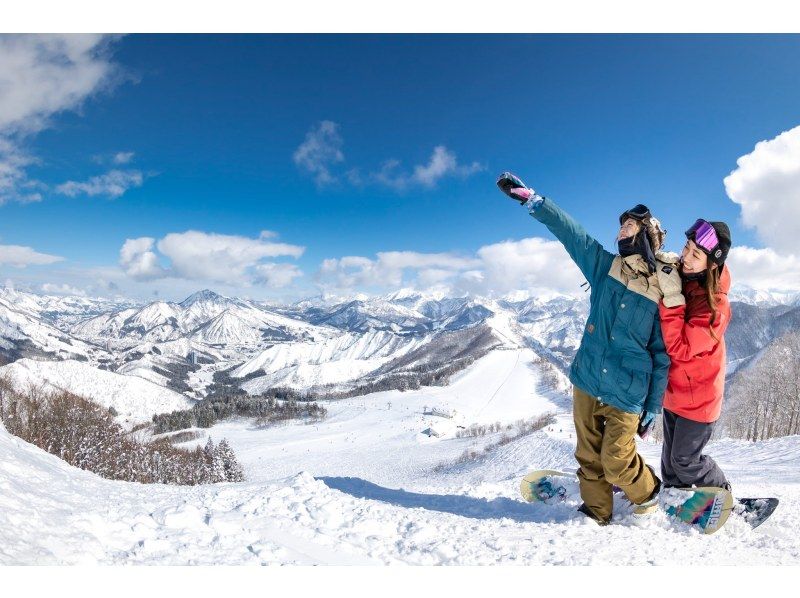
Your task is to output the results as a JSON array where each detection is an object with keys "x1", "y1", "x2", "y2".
[{"x1": 619, "y1": 203, "x2": 666, "y2": 252}]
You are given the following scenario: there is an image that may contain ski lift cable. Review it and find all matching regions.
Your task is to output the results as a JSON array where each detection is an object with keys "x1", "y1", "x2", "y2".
[{"x1": 476, "y1": 350, "x2": 521, "y2": 418}]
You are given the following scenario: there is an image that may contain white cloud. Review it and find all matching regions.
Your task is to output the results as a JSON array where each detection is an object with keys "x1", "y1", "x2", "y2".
[
  {"x1": 317, "y1": 251, "x2": 480, "y2": 291},
  {"x1": 724, "y1": 124, "x2": 800, "y2": 256},
  {"x1": 412, "y1": 145, "x2": 484, "y2": 187},
  {"x1": 0, "y1": 139, "x2": 41, "y2": 203},
  {"x1": 0, "y1": 244, "x2": 64, "y2": 267},
  {"x1": 294, "y1": 121, "x2": 483, "y2": 192},
  {"x1": 315, "y1": 240, "x2": 582, "y2": 296},
  {"x1": 722, "y1": 124, "x2": 800, "y2": 292},
  {"x1": 293, "y1": 120, "x2": 344, "y2": 187},
  {"x1": 40, "y1": 282, "x2": 87, "y2": 296},
  {"x1": 254, "y1": 263, "x2": 304, "y2": 288},
  {"x1": 0, "y1": 34, "x2": 118, "y2": 204},
  {"x1": 119, "y1": 237, "x2": 166, "y2": 280},
  {"x1": 726, "y1": 246, "x2": 800, "y2": 292},
  {"x1": 373, "y1": 146, "x2": 484, "y2": 191},
  {"x1": 417, "y1": 268, "x2": 458, "y2": 288},
  {"x1": 119, "y1": 231, "x2": 305, "y2": 288},
  {"x1": 56, "y1": 169, "x2": 144, "y2": 199},
  {"x1": 471, "y1": 237, "x2": 584, "y2": 295},
  {"x1": 113, "y1": 151, "x2": 134, "y2": 164}
]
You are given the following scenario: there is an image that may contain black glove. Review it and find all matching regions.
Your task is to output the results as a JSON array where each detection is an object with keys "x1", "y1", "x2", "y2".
[
  {"x1": 637, "y1": 411, "x2": 657, "y2": 440},
  {"x1": 496, "y1": 171, "x2": 536, "y2": 205}
]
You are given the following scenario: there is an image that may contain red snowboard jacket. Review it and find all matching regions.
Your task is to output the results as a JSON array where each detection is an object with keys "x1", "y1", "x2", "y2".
[{"x1": 658, "y1": 266, "x2": 731, "y2": 423}]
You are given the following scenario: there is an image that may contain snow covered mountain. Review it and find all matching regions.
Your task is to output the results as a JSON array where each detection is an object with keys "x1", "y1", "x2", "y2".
[
  {"x1": 726, "y1": 300, "x2": 800, "y2": 372},
  {"x1": 4, "y1": 283, "x2": 800, "y2": 406},
  {"x1": 728, "y1": 286, "x2": 800, "y2": 307},
  {"x1": 0, "y1": 292, "x2": 105, "y2": 365}
]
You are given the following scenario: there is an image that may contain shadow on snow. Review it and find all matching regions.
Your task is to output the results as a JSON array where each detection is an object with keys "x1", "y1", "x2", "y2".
[{"x1": 318, "y1": 476, "x2": 579, "y2": 524}]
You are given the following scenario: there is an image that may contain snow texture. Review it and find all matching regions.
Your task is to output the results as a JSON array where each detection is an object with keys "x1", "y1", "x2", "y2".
[{"x1": 2, "y1": 349, "x2": 800, "y2": 565}]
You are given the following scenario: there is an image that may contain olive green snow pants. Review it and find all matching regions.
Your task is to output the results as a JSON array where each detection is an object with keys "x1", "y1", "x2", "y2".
[{"x1": 572, "y1": 386, "x2": 658, "y2": 523}]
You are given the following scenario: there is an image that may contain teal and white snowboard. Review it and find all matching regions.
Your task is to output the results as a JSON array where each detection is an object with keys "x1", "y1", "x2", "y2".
[
  {"x1": 660, "y1": 486, "x2": 734, "y2": 535},
  {"x1": 520, "y1": 470, "x2": 736, "y2": 534},
  {"x1": 520, "y1": 470, "x2": 578, "y2": 503}
]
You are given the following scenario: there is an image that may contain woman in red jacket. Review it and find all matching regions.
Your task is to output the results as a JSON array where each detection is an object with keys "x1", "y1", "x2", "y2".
[{"x1": 657, "y1": 219, "x2": 733, "y2": 490}]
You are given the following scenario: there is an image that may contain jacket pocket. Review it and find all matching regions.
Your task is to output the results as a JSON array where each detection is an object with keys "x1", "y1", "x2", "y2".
[
  {"x1": 616, "y1": 365, "x2": 649, "y2": 402},
  {"x1": 631, "y1": 299, "x2": 655, "y2": 347},
  {"x1": 684, "y1": 372, "x2": 695, "y2": 405}
]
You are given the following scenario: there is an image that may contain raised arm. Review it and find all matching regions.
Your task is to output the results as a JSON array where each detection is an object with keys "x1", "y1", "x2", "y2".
[
  {"x1": 527, "y1": 196, "x2": 614, "y2": 288},
  {"x1": 497, "y1": 171, "x2": 613, "y2": 287}
]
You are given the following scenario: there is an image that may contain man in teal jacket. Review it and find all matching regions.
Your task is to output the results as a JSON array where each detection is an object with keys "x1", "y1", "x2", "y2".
[{"x1": 498, "y1": 172, "x2": 679, "y2": 524}]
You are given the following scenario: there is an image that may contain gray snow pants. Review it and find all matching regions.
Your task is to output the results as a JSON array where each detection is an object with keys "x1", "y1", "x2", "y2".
[{"x1": 660, "y1": 408, "x2": 729, "y2": 489}]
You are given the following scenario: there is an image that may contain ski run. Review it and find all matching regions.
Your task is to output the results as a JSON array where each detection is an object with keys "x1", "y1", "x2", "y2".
[{"x1": 2, "y1": 347, "x2": 800, "y2": 565}]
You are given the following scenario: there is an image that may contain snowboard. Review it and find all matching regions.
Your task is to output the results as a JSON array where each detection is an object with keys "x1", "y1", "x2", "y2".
[
  {"x1": 520, "y1": 470, "x2": 577, "y2": 503},
  {"x1": 734, "y1": 497, "x2": 779, "y2": 529},
  {"x1": 661, "y1": 486, "x2": 734, "y2": 535},
  {"x1": 520, "y1": 470, "x2": 736, "y2": 535}
]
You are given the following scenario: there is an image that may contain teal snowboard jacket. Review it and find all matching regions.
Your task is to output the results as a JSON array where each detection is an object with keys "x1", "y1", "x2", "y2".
[{"x1": 529, "y1": 197, "x2": 671, "y2": 415}]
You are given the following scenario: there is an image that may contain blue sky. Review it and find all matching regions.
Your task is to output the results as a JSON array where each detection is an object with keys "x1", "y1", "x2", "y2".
[{"x1": 2, "y1": 34, "x2": 800, "y2": 301}]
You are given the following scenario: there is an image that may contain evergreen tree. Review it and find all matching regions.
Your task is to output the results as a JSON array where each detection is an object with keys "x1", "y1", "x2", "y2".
[{"x1": 215, "y1": 438, "x2": 245, "y2": 482}]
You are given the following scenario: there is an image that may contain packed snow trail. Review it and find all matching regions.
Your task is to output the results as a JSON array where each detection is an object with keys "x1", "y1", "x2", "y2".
[{"x1": 2, "y1": 349, "x2": 800, "y2": 564}]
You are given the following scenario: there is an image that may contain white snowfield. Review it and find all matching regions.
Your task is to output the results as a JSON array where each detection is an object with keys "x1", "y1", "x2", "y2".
[
  {"x1": 0, "y1": 359, "x2": 194, "y2": 426},
  {"x1": 234, "y1": 329, "x2": 430, "y2": 391},
  {"x1": 2, "y1": 349, "x2": 800, "y2": 565}
]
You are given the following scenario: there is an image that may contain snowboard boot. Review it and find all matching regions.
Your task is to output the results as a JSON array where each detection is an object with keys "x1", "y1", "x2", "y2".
[
  {"x1": 577, "y1": 503, "x2": 610, "y2": 526},
  {"x1": 633, "y1": 465, "x2": 662, "y2": 515}
]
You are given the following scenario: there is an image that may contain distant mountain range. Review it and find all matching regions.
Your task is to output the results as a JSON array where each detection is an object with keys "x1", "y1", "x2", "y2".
[{"x1": 2, "y1": 284, "x2": 799, "y2": 411}]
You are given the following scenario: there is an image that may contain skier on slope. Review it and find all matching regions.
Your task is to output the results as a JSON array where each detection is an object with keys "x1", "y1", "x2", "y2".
[
  {"x1": 497, "y1": 172, "x2": 680, "y2": 525},
  {"x1": 656, "y1": 219, "x2": 733, "y2": 491}
]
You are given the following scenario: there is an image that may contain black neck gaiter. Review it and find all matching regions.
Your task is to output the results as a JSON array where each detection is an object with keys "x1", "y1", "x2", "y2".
[
  {"x1": 680, "y1": 264, "x2": 708, "y2": 284},
  {"x1": 618, "y1": 232, "x2": 656, "y2": 274}
]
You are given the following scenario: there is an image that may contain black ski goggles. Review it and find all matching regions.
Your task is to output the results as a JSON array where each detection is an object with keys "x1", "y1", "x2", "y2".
[{"x1": 619, "y1": 204, "x2": 651, "y2": 225}]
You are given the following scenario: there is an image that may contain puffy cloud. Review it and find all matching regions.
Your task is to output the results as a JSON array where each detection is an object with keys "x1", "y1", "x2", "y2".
[
  {"x1": 471, "y1": 237, "x2": 584, "y2": 295},
  {"x1": 56, "y1": 169, "x2": 144, "y2": 199},
  {"x1": 726, "y1": 246, "x2": 800, "y2": 292},
  {"x1": 0, "y1": 34, "x2": 118, "y2": 204},
  {"x1": 293, "y1": 120, "x2": 345, "y2": 187},
  {"x1": 253, "y1": 263, "x2": 304, "y2": 288},
  {"x1": 119, "y1": 237, "x2": 165, "y2": 280},
  {"x1": 724, "y1": 125, "x2": 800, "y2": 256},
  {"x1": 316, "y1": 240, "x2": 583, "y2": 296},
  {"x1": 0, "y1": 244, "x2": 64, "y2": 267},
  {"x1": 119, "y1": 231, "x2": 305, "y2": 288},
  {"x1": 317, "y1": 251, "x2": 480, "y2": 291}
]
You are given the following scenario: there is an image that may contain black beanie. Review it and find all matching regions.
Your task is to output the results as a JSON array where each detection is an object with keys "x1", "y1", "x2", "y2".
[{"x1": 709, "y1": 221, "x2": 731, "y2": 266}]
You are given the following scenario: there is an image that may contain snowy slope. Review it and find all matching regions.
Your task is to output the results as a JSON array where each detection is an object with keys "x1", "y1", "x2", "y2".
[
  {"x1": 0, "y1": 296, "x2": 100, "y2": 361},
  {"x1": 234, "y1": 329, "x2": 431, "y2": 391},
  {"x1": 3, "y1": 347, "x2": 800, "y2": 565},
  {"x1": 0, "y1": 359, "x2": 194, "y2": 425}
]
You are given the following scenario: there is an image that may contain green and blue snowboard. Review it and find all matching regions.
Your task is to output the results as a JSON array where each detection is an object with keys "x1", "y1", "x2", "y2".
[{"x1": 520, "y1": 469, "x2": 776, "y2": 534}]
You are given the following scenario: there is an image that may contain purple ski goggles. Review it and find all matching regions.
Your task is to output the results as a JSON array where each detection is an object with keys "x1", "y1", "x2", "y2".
[{"x1": 685, "y1": 219, "x2": 719, "y2": 254}]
